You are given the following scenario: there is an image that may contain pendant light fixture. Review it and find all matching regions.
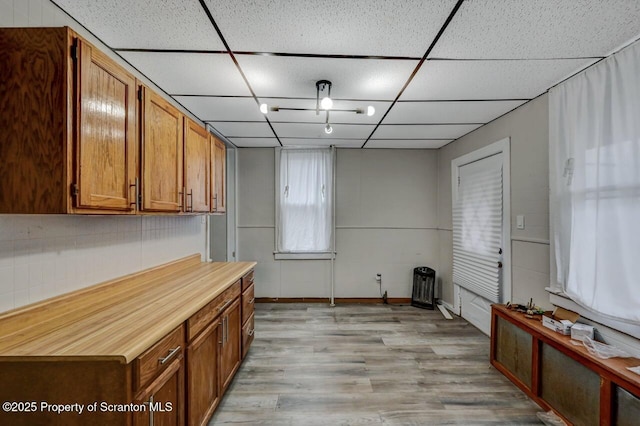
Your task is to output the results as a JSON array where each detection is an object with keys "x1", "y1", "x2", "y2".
[{"x1": 259, "y1": 80, "x2": 375, "y2": 135}]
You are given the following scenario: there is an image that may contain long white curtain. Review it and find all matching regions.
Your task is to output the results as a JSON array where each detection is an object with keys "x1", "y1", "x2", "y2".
[
  {"x1": 277, "y1": 148, "x2": 333, "y2": 252},
  {"x1": 550, "y1": 40, "x2": 640, "y2": 324}
]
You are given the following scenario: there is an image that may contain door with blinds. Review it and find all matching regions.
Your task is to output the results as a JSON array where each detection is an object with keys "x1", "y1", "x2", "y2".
[{"x1": 452, "y1": 139, "x2": 510, "y2": 336}]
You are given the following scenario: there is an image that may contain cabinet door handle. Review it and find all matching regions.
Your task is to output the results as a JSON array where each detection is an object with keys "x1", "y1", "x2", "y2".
[
  {"x1": 187, "y1": 190, "x2": 193, "y2": 212},
  {"x1": 178, "y1": 190, "x2": 184, "y2": 209},
  {"x1": 218, "y1": 299, "x2": 232, "y2": 312},
  {"x1": 223, "y1": 316, "x2": 227, "y2": 344},
  {"x1": 158, "y1": 346, "x2": 180, "y2": 365},
  {"x1": 218, "y1": 320, "x2": 224, "y2": 345},
  {"x1": 225, "y1": 315, "x2": 229, "y2": 343},
  {"x1": 129, "y1": 177, "x2": 138, "y2": 210},
  {"x1": 248, "y1": 329, "x2": 254, "y2": 337},
  {"x1": 213, "y1": 192, "x2": 218, "y2": 211}
]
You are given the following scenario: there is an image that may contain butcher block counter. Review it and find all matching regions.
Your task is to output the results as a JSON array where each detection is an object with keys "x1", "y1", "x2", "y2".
[{"x1": 0, "y1": 254, "x2": 257, "y2": 426}]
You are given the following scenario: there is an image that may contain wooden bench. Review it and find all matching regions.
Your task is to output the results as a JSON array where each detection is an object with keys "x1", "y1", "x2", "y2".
[{"x1": 491, "y1": 304, "x2": 640, "y2": 426}]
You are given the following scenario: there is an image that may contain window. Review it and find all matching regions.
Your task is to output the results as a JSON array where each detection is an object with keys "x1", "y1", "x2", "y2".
[
  {"x1": 550, "y1": 39, "x2": 640, "y2": 329},
  {"x1": 275, "y1": 148, "x2": 334, "y2": 259}
]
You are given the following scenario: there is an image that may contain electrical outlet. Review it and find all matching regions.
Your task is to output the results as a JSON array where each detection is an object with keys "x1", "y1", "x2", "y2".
[{"x1": 375, "y1": 273, "x2": 381, "y2": 282}]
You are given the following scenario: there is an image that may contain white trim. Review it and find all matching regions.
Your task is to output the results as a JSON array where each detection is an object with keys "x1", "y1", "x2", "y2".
[
  {"x1": 274, "y1": 252, "x2": 335, "y2": 260},
  {"x1": 438, "y1": 300, "x2": 456, "y2": 316},
  {"x1": 512, "y1": 236, "x2": 550, "y2": 245},
  {"x1": 451, "y1": 137, "x2": 512, "y2": 312}
]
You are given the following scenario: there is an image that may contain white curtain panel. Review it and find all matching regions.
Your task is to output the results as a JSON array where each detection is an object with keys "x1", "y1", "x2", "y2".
[
  {"x1": 277, "y1": 148, "x2": 333, "y2": 252},
  {"x1": 550, "y1": 40, "x2": 640, "y2": 324}
]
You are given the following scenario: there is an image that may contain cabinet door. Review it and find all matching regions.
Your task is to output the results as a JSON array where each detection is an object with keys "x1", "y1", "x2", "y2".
[
  {"x1": 75, "y1": 38, "x2": 136, "y2": 212},
  {"x1": 141, "y1": 87, "x2": 183, "y2": 212},
  {"x1": 134, "y1": 355, "x2": 185, "y2": 426},
  {"x1": 219, "y1": 298, "x2": 241, "y2": 392},
  {"x1": 186, "y1": 321, "x2": 219, "y2": 426},
  {"x1": 211, "y1": 137, "x2": 226, "y2": 213},
  {"x1": 183, "y1": 118, "x2": 210, "y2": 213}
]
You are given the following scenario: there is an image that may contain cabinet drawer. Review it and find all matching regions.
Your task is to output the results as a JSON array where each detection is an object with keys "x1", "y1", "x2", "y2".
[
  {"x1": 241, "y1": 312, "x2": 254, "y2": 360},
  {"x1": 241, "y1": 270, "x2": 254, "y2": 291},
  {"x1": 134, "y1": 324, "x2": 184, "y2": 391},
  {"x1": 241, "y1": 283, "x2": 255, "y2": 325},
  {"x1": 187, "y1": 280, "x2": 241, "y2": 341}
]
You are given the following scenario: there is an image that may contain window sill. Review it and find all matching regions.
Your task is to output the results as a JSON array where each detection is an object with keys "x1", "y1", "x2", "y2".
[{"x1": 273, "y1": 252, "x2": 335, "y2": 260}]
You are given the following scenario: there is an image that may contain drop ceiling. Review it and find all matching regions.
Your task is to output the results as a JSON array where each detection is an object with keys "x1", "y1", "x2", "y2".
[{"x1": 53, "y1": 0, "x2": 640, "y2": 149}]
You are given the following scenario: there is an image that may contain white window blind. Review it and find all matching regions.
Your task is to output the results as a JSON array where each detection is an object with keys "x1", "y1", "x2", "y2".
[
  {"x1": 453, "y1": 154, "x2": 503, "y2": 303},
  {"x1": 550, "y1": 39, "x2": 640, "y2": 325},
  {"x1": 275, "y1": 147, "x2": 333, "y2": 254}
]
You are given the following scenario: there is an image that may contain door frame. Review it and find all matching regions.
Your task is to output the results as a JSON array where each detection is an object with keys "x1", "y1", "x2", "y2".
[{"x1": 451, "y1": 137, "x2": 511, "y2": 315}]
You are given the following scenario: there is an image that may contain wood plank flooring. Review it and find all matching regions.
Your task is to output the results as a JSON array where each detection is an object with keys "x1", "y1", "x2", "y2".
[{"x1": 209, "y1": 303, "x2": 542, "y2": 425}]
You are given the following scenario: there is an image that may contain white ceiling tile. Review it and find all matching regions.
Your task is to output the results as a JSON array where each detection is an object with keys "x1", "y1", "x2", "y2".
[
  {"x1": 206, "y1": 0, "x2": 458, "y2": 56},
  {"x1": 431, "y1": 0, "x2": 640, "y2": 59},
  {"x1": 260, "y1": 98, "x2": 391, "y2": 124},
  {"x1": 272, "y1": 123, "x2": 375, "y2": 139},
  {"x1": 230, "y1": 138, "x2": 280, "y2": 148},
  {"x1": 55, "y1": 0, "x2": 225, "y2": 50},
  {"x1": 174, "y1": 96, "x2": 264, "y2": 122},
  {"x1": 385, "y1": 100, "x2": 526, "y2": 124},
  {"x1": 365, "y1": 139, "x2": 451, "y2": 149},
  {"x1": 281, "y1": 139, "x2": 363, "y2": 148},
  {"x1": 401, "y1": 59, "x2": 597, "y2": 100},
  {"x1": 119, "y1": 52, "x2": 251, "y2": 96},
  {"x1": 372, "y1": 124, "x2": 481, "y2": 140},
  {"x1": 237, "y1": 55, "x2": 417, "y2": 100},
  {"x1": 209, "y1": 122, "x2": 273, "y2": 138}
]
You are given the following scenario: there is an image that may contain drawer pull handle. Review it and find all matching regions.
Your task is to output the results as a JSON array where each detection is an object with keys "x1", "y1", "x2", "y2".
[
  {"x1": 248, "y1": 329, "x2": 254, "y2": 336},
  {"x1": 158, "y1": 346, "x2": 180, "y2": 365},
  {"x1": 218, "y1": 299, "x2": 232, "y2": 312},
  {"x1": 249, "y1": 298, "x2": 255, "y2": 305}
]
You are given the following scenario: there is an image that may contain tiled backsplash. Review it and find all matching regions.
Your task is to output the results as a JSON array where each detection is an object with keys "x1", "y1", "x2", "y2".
[{"x1": 0, "y1": 215, "x2": 206, "y2": 312}]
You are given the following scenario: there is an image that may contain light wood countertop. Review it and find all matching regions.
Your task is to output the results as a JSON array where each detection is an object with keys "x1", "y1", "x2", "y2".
[{"x1": 0, "y1": 255, "x2": 256, "y2": 363}]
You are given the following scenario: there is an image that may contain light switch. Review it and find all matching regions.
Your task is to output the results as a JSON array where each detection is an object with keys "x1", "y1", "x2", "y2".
[{"x1": 516, "y1": 215, "x2": 525, "y2": 230}]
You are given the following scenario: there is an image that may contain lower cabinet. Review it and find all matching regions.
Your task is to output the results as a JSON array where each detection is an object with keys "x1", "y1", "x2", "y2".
[
  {"x1": 219, "y1": 299, "x2": 242, "y2": 393},
  {"x1": 186, "y1": 321, "x2": 219, "y2": 426},
  {"x1": 134, "y1": 356, "x2": 185, "y2": 426}
]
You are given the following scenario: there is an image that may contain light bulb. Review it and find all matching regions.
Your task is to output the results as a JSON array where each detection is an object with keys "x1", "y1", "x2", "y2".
[
  {"x1": 367, "y1": 105, "x2": 375, "y2": 116},
  {"x1": 260, "y1": 103, "x2": 268, "y2": 114},
  {"x1": 320, "y1": 97, "x2": 333, "y2": 110},
  {"x1": 324, "y1": 123, "x2": 333, "y2": 134}
]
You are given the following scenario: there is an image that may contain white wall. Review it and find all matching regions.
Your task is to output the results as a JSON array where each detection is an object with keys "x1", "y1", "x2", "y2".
[
  {"x1": 437, "y1": 94, "x2": 551, "y2": 309},
  {"x1": 237, "y1": 148, "x2": 439, "y2": 299},
  {"x1": 0, "y1": 215, "x2": 205, "y2": 312},
  {"x1": 0, "y1": 0, "x2": 207, "y2": 313}
]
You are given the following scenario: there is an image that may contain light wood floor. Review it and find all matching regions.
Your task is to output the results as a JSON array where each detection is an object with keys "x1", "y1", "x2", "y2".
[{"x1": 209, "y1": 303, "x2": 542, "y2": 425}]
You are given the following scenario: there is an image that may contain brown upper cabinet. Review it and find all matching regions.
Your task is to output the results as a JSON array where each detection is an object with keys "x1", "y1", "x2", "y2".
[
  {"x1": 0, "y1": 27, "x2": 137, "y2": 214},
  {"x1": 0, "y1": 27, "x2": 219, "y2": 216},
  {"x1": 139, "y1": 85, "x2": 184, "y2": 213},
  {"x1": 184, "y1": 118, "x2": 211, "y2": 213},
  {"x1": 211, "y1": 136, "x2": 226, "y2": 214}
]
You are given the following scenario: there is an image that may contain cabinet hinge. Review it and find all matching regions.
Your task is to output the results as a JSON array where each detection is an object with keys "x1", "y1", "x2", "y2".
[
  {"x1": 71, "y1": 183, "x2": 79, "y2": 197},
  {"x1": 137, "y1": 87, "x2": 142, "y2": 102},
  {"x1": 137, "y1": 193, "x2": 142, "y2": 208}
]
